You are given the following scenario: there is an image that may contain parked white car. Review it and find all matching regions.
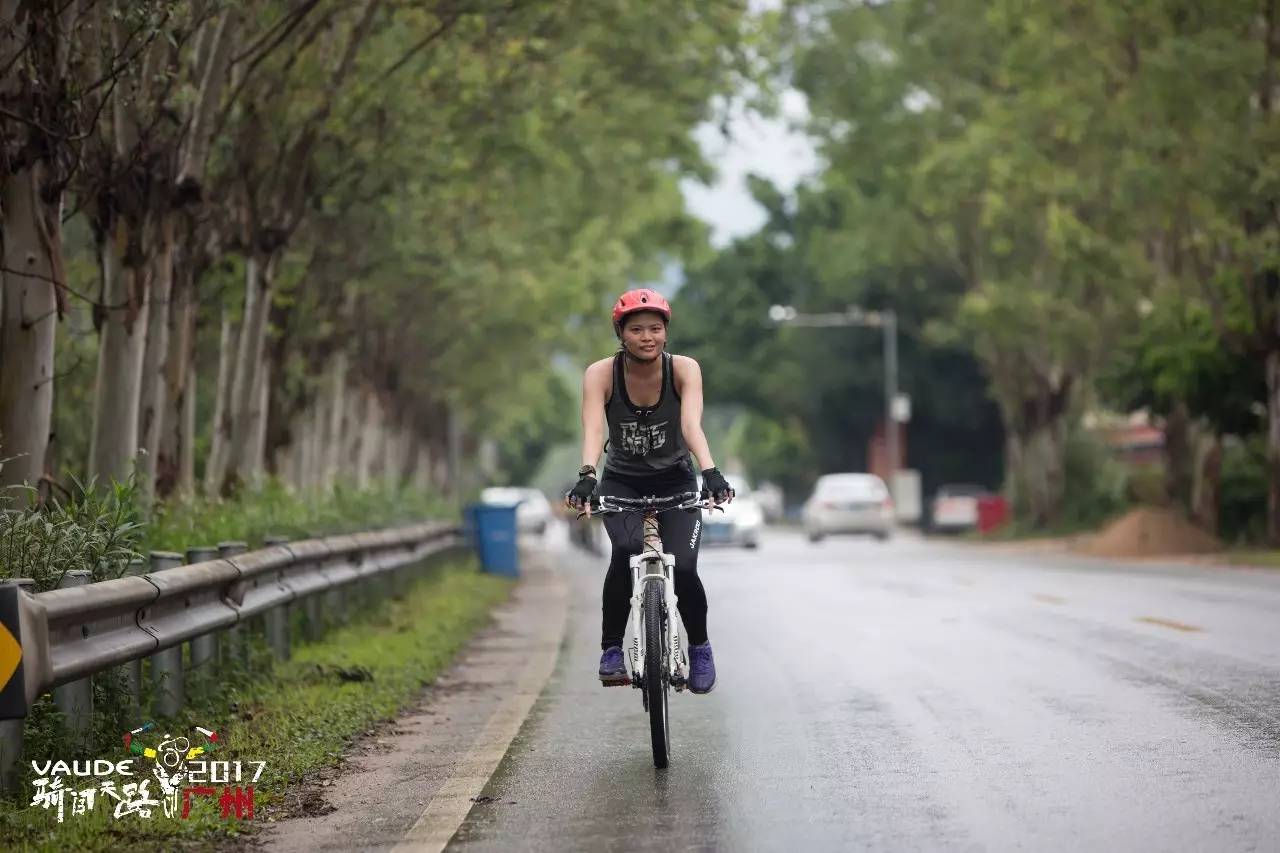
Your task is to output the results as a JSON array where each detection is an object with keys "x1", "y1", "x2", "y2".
[
  {"x1": 929, "y1": 483, "x2": 987, "y2": 533},
  {"x1": 480, "y1": 486, "x2": 554, "y2": 535},
  {"x1": 802, "y1": 473, "x2": 894, "y2": 543},
  {"x1": 700, "y1": 476, "x2": 764, "y2": 549}
]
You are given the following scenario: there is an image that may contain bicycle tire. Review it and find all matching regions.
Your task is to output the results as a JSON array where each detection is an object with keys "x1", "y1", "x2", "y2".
[{"x1": 644, "y1": 577, "x2": 669, "y2": 768}]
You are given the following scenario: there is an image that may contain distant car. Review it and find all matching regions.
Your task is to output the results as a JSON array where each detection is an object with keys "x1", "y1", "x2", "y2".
[
  {"x1": 802, "y1": 473, "x2": 894, "y2": 543},
  {"x1": 930, "y1": 483, "x2": 989, "y2": 533},
  {"x1": 752, "y1": 482, "x2": 785, "y2": 522},
  {"x1": 479, "y1": 486, "x2": 554, "y2": 535},
  {"x1": 699, "y1": 475, "x2": 764, "y2": 549}
]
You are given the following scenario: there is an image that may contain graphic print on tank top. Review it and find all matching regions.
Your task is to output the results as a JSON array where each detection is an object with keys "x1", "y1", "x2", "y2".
[{"x1": 618, "y1": 420, "x2": 668, "y2": 456}]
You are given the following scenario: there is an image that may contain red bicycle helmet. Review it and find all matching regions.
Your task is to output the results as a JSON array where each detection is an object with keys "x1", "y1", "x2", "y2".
[{"x1": 611, "y1": 288, "x2": 671, "y2": 327}]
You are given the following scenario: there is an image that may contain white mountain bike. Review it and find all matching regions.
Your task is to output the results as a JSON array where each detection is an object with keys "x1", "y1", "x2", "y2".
[{"x1": 583, "y1": 490, "x2": 716, "y2": 769}]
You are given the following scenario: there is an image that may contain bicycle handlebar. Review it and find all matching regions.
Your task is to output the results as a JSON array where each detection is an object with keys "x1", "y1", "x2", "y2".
[{"x1": 577, "y1": 490, "x2": 719, "y2": 518}]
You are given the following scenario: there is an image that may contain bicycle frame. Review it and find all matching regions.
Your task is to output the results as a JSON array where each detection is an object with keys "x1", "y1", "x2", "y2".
[{"x1": 627, "y1": 511, "x2": 687, "y2": 691}]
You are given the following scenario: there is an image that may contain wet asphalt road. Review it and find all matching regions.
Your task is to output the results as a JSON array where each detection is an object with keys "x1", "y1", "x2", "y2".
[{"x1": 447, "y1": 528, "x2": 1280, "y2": 852}]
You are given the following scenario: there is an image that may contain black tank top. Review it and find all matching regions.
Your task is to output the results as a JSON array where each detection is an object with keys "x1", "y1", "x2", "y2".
[{"x1": 603, "y1": 351, "x2": 691, "y2": 477}]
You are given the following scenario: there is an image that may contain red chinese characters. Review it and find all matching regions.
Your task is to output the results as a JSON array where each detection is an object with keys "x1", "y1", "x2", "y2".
[{"x1": 181, "y1": 785, "x2": 255, "y2": 820}]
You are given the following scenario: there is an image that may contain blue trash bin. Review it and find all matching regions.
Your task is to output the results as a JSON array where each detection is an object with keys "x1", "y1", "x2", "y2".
[{"x1": 470, "y1": 503, "x2": 520, "y2": 577}]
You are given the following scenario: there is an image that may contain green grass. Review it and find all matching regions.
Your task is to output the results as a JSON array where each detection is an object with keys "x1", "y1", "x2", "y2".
[
  {"x1": 0, "y1": 559, "x2": 512, "y2": 852},
  {"x1": 1225, "y1": 549, "x2": 1280, "y2": 569}
]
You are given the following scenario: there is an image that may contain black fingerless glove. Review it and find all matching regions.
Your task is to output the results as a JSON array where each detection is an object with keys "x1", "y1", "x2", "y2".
[
  {"x1": 700, "y1": 467, "x2": 734, "y2": 504},
  {"x1": 566, "y1": 474, "x2": 597, "y2": 509}
]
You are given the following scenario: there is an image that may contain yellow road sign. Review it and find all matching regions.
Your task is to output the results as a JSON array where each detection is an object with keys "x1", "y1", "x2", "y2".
[
  {"x1": 0, "y1": 584, "x2": 27, "y2": 719},
  {"x1": 0, "y1": 620, "x2": 18, "y2": 691}
]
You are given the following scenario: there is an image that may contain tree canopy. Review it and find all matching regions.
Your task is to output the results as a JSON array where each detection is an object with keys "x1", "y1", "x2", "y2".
[{"x1": 0, "y1": 0, "x2": 760, "y2": 504}]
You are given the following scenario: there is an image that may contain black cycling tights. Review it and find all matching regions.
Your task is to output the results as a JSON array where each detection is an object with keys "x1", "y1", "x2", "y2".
[{"x1": 598, "y1": 471, "x2": 708, "y2": 650}]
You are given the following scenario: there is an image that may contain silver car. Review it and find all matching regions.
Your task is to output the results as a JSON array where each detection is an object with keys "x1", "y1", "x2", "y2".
[{"x1": 802, "y1": 473, "x2": 894, "y2": 542}]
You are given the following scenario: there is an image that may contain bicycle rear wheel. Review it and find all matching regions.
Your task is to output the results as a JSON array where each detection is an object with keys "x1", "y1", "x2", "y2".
[{"x1": 644, "y1": 578, "x2": 669, "y2": 768}]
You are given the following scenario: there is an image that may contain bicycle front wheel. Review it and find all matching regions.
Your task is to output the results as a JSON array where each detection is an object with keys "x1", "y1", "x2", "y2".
[{"x1": 644, "y1": 577, "x2": 669, "y2": 768}]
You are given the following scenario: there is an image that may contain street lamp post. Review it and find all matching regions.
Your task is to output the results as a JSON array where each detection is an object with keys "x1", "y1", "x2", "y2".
[
  {"x1": 768, "y1": 304, "x2": 902, "y2": 499},
  {"x1": 883, "y1": 308, "x2": 899, "y2": 498}
]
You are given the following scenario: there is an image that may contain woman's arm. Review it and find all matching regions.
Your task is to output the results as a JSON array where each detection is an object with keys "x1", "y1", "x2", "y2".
[
  {"x1": 580, "y1": 361, "x2": 609, "y2": 470},
  {"x1": 676, "y1": 357, "x2": 716, "y2": 471}
]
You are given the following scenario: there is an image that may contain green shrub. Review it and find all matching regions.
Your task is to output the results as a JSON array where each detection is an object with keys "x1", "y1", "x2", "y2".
[
  {"x1": 1058, "y1": 426, "x2": 1130, "y2": 528},
  {"x1": 1, "y1": 476, "x2": 451, "y2": 590},
  {"x1": 0, "y1": 477, "x2": 145, "y2": 591},
  {"x1": 144, "y1": 480, "x2": 454, "y2": 553},
  {"x1": 1219, "y1": 434, "x2": 1266, "y2": 544},
  {"x1": 1124, "y1": 462, "x2": 1167, "y2": 507}
]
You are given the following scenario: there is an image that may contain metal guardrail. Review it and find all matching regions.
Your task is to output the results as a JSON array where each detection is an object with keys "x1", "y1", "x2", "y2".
[{"x1": 0, "y1": 521, "x2": 463, "y2": 790}]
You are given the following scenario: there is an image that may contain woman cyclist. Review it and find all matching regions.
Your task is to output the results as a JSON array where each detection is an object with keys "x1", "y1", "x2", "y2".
[{"x1": 565, "y1": 288, "x2": 734, "y2": 694}]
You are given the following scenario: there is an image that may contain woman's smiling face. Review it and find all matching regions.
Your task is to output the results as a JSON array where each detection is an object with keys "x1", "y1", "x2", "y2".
[{"x1": 618, "y1": 310, "x2": 668, "y2": 360}]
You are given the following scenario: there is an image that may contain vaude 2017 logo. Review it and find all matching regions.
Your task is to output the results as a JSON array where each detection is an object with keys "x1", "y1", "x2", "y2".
[{"x1": 29, "y1": 721, "x2": 265, "y2": 823}]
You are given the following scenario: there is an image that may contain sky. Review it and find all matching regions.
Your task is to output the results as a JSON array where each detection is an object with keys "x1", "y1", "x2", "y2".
[{"x1": 679, "y1": 88, "x2": 821, "y2": 248}]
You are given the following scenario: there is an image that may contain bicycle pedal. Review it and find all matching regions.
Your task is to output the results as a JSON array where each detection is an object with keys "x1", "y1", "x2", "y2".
[{"x1": 600, "y1": 677, "x2": 631, "y2": 687}]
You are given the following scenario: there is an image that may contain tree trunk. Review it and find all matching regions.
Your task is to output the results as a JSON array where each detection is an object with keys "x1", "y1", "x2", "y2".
[
  {"x1": 247, "y1": 355, "x2": 271, "y2": 488},
  {"x1": 179, "y1": 360, "x2": 196, "y2": 495},
  {"x1": 0, "y1": 165, "x2": 60, "y2": 494},
  {"x1": 1268, "y1": 347, "x2": 1280, "y2": 545},
  {"x1": 355, "y1": 387, "x2": 379, "y2": 490},
  {"x1": 88, "y1": 220, "x2": 150, "y2": 485},
  {"x1": 1162, "y1": 400, "x2": 1193, "y2": 510},
  {"x1": 1007, "y1": 416, "x2": 1068, "y2": 529},
  {"x1": 223, "y1": 251, "x2": 275, "y2": 493},
  {"x1": 203, "y1": 302, "x2": 238, "y2": 494},
  {"x1": 410, "y1": 439, "x2": 432, "y2": 491},
  {"x1": 384, "y1": 423, "x2": 407, "y2": 486},
  {"x1": 306, "y1": 406, "x2": 324, "y2": 491},
  {"x1": 996, "y1": 372, "x2": 1073, "y2": 530},
  {"x1": 178, "y1": 8, "x2": 235, "y2": 188},
  {"x1": 447, "y1": 407, "x2": 464, "y2": 502},
  {"x1": 294, "y1": 412, "x2": 308, "y2": 491},
  {"x1": 343, "y1": 383, "x2": 362, "y2": 482},
  {"x1": 293, "y1": 411, "x2": 312, "y2": 491},
  {"x1": 323, "y1": 353, "x2": 348, "y2": 490},
  {"x1": 156, "y1": 262, "x2": 195, "y2": 498},
  {"x1": 1192, "y1": 433, "x2": 1222, "y2": 536},
  {"x1": 135, "y1": 218, "x2": 176, "y2": 504},
  {"x1": 433, "y1": 435, "x2": 450, "y2": 493},
  {"x1": 1001, "y1": 429, "x2": 1018, "y2": 509}
]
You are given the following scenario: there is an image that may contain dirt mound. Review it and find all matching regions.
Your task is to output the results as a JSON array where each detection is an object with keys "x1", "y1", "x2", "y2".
[{"x1": 1078, "y1": 507, "x2": 1221, "y2": 558}]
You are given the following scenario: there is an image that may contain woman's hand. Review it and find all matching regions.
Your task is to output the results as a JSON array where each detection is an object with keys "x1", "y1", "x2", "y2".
[
  {"x1": 700, "y1": 467, "x2": 734, "y2": 505},
  {"x1": 566, "y1": 473, "x2": 597, "y2": 514}
]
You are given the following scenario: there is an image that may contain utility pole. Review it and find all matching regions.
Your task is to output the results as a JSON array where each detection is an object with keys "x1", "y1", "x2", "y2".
[
  {"x1": 883, "y1": 308, "x2": 899, "y2": 495},
  {"x1": 768, "y1": 304, "x2": 902, "y2": 499}
]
